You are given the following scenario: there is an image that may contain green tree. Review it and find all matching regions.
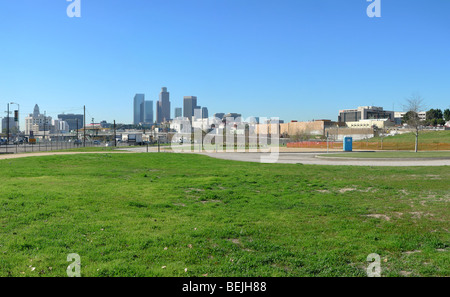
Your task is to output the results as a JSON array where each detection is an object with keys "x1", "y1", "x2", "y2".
[
  {"x1": 444, "y1": 109, "x2": 450, "y2": 122},
  {"x1": 426, "y1": 109, "x2": 443, "y2": 126}
]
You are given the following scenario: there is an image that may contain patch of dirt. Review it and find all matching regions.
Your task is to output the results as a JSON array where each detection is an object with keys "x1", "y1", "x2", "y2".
[
  {"x1": 399, "y1": 189, "x2": 409, "y2": 195},
  {"x1": 173, "y1": 203, "x2": 186, "y2": 207},
  {"x1": 228, "y1": 238, "x2": 240, "y2": 244},
  {"x1": 339, "y1": 188, "x2": 356, "y2": 193},
  {"x1": 228, "y1": 238, "x2": 254, "y2": 252},
  {"x1": 365, "y1": 214, "x2": 390, "y2": 221},
  {"x1": 316, "y1": 190, "x2": 330, "y2": 193},
  {"x1": 409, "y1": 212, "x2": 434, "y2": 219},
  {"x1": 399, "y1": 271, "x2": 413, "y2": 277},
  {"x1": 200, "y1": 200, "x2": 222, "y2": 204},
  {"x1": 425, "y1": 175, "x2": 442, "y2": 180},
  {"x1": 359, "y1": 187, "x2": 377, "y2": 193},
  {"x1": 185, "y1": 188, "x2": 205, "y2": 193},
  {"x1": 403, "y1": 250, "x2": 422, "y2": 255}
]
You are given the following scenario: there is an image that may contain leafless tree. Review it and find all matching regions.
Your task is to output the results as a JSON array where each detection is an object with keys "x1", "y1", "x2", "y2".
[{"x1": 402, "y1": 93, "x2": 426, "y2": 152}]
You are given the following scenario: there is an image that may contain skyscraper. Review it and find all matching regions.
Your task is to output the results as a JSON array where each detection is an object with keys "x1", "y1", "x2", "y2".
[
  {"x1": 174, "y1": 107, "x2": 182, "y2": 119},
  {"x1": 143, "y1": 100, "x2": 154, "y2": 124},
  {"x1": 156, "y1": 87, "x2": 171, "y2": 123},
  {"x1": 201, "y1": 107, "x2": 209, "y2": 119},
  {"x1": 133, "y1": 94, "x2": 145, "y2": 125},
  {"x1": 183, "y1": 96, "x2": 198, "y2": 121}
]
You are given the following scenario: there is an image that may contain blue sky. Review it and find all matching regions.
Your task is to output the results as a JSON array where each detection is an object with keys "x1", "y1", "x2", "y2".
[{"x1": 1, "y1": 0, "x2": 449, "y2": 126}]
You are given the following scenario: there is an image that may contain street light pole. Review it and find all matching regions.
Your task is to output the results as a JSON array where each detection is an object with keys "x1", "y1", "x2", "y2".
[
  {"x1": 6, "y1": 103, "x2": 10, "y2": 144},
  {"x1": 43, "y1": 111, "x2": 46, "y2": 143},
  {"x1": 10, "y1": 102, "x2": 19, "y2": 135}
]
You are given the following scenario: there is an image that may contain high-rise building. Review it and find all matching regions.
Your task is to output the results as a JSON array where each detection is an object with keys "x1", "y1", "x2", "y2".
[
  {"x1": 193, "y1": 106, "x2": 209, "y2": 119},
  {"x1": 133, "y1": 94, "x2": 145, "y2": 125},
  {"x1": 1, "y1": 117, "x2": 17, "y2": 133},
  {"x1": 174, "y1": 107, "x2": 183, "y2": 119},
  {"x1": 201, "y1": 107, "x2": 209, "y2": 119},
  {"x1": 58, "y1": 114, "x2": 84, "y2": 131},
  {"x1": 143, "y1": 100, "x2": 154, "y2": 124},
  {"x1": 25, "y1": 104, "x2": 52, "y2": 135},
  {"x1": 156, "y1": 87, "x2": 171, "y2": 123},
  {"x1": 183, "y1": 96, "x2": 198, "y2": 121}
]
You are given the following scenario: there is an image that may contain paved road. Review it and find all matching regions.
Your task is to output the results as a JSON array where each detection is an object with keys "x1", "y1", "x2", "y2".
[{"x1": 118, "y1": 147, "x2": 450, "y2": 166}]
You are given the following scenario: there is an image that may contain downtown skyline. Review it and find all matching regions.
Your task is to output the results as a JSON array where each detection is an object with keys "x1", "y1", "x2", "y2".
[{"x1": 1, "y1": 0, "x2": 449, "y2": 127}]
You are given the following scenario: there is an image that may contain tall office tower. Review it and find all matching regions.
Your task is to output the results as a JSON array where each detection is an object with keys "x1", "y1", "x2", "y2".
[
  {"x1": 1, "y1": 117, "x2": 17, "y2": 132},
  {"x1": 174, "y1": 107, "x2": 182, "y2": 119},
  {"x1": 201, "y1": 107, "x2": 209, "y2": 119},
  {"x1": 183, "y1": 96, "x2": 198, "y2": 121},
  {"x1": 133, "y1": 94, "x2": 145, "y2": 125},
  {"x1": 156, "y1": 87, "x2": 171, "y2": 123},
  {"x1": 33, "y1": 104, "x2": 40, "y2": 118},
  {"x1": 143, "y1": 100, "x2": 154, "y2": 123}
]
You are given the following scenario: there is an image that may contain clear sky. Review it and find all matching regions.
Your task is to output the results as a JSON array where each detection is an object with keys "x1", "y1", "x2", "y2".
[{"x1": 1, "y1": 0, "x2": 449, "y2": 126}]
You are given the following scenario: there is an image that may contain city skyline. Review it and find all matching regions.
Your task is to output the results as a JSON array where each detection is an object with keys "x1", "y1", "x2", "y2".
[{"x1": 1, "y1": 1, "x2": 449, "y2": 128}]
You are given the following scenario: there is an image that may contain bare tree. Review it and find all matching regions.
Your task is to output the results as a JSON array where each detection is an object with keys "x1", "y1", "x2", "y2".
[{"x1": 402, "y1": 93, "x2": 426, "y2": 152}]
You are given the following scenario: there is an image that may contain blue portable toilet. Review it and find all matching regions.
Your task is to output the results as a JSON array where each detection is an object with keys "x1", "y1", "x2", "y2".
[{"x1": 343, "y1": 136, "x2": 353, "y2": 152}]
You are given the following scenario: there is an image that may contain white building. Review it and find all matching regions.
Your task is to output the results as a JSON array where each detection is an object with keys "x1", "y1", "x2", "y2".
[
  {"x1": 345, "y1": 119, "x2": 394, "y2": 129},
  {"x1": 25, "y1": 104, "x2": 52, "y2": 135},
  {"x1": 394, "y1": 111, "x2": 427, "y2": 125},
  {"x1": 51, "y1": 119, "x2": 70, "y2": 133}
]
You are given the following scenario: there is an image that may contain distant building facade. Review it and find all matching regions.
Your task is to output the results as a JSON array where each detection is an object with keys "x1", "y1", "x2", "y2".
[
  {"x1": 213, "y1": 113, "x2": 225, "y2": 120},
  {"x1": 57, "y1": 114, "x2": 84, "y2": 131},
  {"x1": 183, "y1": 96, "x2": 199, "y2": 121},
  {"x1": 201, "y1": 107, "x2": 209, "y2": 119},
  {"x1": 133, "y1": 94, "x2": 145, "y2": 125},
  {"x1": 25, "y1": 104, "x2": 52, "y2": 135},
  {"x1": 1, "y1": 117, "x2": 18, "y2": 133},
  {"x1": 156, "y1": 87, "x2": 171, "y2": 123},
  {"x1": 338, "y1": 106, "x2": 394, "y2": 123},
  {"x1": 174, "y1": 107, "x2": 183, "y2": 119},
  {"x1": 394, "y1": 111, "x2": 427, "y2": 125},
  {"x1": 142, "y1": 100, "x2": 154, "y2": 124}
]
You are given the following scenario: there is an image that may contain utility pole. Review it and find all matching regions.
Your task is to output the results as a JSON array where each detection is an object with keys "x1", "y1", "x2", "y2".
[
  {"x1": 10, "y1": 102, "x2": 19, "y2": 134},
  {"x1": 43, "y1": 111, "x2": 46, "y2": 144},
  {"x1": 326, "y1": 131, "x2": 329, "y2": 154},
  {"x1": 83, "y1": 105, "x2": 86, "y2": 147},
  {"x1": 114, "y1": 120, "x2": 116, "y2": 147},
  {"x1": 6, "y1": 103, "x2": 10, "y2": 144},
  {"x1": 76, "y1": 118, "x2": 79, "y2": 144}
]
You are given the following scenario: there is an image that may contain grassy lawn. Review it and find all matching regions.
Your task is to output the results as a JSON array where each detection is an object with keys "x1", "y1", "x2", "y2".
[
  {"x1": 0, "y1": 153, "x2": 448, "y2": 277},
  {"x1": 319, "y1": 151, "x2": 450, "y2": 159},
  {"x1": 365, "y1": 130, "x2": 450, "y2": 144}
]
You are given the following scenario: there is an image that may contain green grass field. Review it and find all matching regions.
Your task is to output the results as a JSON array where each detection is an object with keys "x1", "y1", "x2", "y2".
[
  {"x1": 0, "y1": 153, "x2": 448, "y2": 277},
  {"x1": 319, "y1": 151, "x2": 450, "y2": 159},
  {"x1": 365, "y1": 130, "x2": 450, "y2": 144}
]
